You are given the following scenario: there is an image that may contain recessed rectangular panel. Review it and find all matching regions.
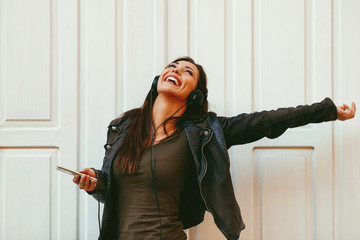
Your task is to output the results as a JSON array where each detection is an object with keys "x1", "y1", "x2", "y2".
[
  {"x1": 4, "y1": 0, "x2": 51, "y2": 120},
  {"x1": 122, "y1": 0, "x2": 154, "y2": 110},
  {"x1": 255, "y1": 0, "x2": 306, "y2": 110},
  {"x1": 167, "y1": 0, "x2": 189, "y2": 60},
  {"x1": 192, "y1": 0, "x2": 225, "y2": 114},
  {"x1": 253, "y1": 148, "x2": 314, "y2": 240},
  {"x1": 0, "y1": 148, "x2": 57, "y2": 240}
]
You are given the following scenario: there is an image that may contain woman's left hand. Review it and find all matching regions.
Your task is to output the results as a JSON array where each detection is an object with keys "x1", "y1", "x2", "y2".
[{"x1": 337, "y1": 102, "x2": 356, "y2": 121}]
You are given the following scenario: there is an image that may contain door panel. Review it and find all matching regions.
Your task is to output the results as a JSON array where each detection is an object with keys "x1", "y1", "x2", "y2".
[
  {"x1": 253, "y1": 148, "x2": 315, "y2": 240},
  {"x1": 0, "y1": 148, "x2": 58, "y2": 240}
]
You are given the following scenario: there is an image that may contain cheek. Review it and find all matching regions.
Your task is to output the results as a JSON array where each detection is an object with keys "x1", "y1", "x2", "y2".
[
  {"x1": 190, "y1": 79, "x2": 198, "y2": 92},
  {"x1": 159, "y1": 71, "x2": 166, "y2": 81},
  {"x1": 157, "y1": 72, "x2": 167, "y2": 88}
]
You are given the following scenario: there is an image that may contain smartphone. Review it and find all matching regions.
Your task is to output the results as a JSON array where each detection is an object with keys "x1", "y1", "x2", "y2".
[{"x1": 56, "y1": 166, "x2": 97, "y2": 182}]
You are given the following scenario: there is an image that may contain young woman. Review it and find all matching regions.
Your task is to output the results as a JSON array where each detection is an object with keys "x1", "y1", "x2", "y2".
[{"x1": 73, "y1": 57, "x2": 356, "y2": 240}]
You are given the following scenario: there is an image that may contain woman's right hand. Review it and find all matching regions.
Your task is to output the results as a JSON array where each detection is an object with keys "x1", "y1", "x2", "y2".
[{"x1": 73, "y1": 168, "x2": 97, "y2": 192}]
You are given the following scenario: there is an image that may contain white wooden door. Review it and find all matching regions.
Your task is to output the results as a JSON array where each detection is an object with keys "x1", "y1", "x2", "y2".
[
  {"x1": 229, "y1": 0, "x2": 334, "y2": 239},
  {"x1": 0, "y1": 0, "x2": 79, "y2": 239},
  {"x1": 1, "y1": 0, "x2": 360, "y2": 240}
]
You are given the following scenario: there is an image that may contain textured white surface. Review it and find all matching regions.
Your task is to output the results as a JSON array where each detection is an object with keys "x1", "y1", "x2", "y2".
[{"x1": 0, "y1": 0, "x2": 359, "y2": 239}]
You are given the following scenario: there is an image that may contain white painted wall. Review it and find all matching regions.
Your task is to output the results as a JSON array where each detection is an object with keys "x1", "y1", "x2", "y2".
[{"x1": 0, "y1": 0, "x2": 359, "y2": 239}]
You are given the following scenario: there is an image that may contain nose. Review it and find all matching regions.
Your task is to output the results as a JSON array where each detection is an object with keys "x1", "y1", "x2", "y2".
[{"x1": 171, "y1": 67, "x2": 181, "y2": 75}]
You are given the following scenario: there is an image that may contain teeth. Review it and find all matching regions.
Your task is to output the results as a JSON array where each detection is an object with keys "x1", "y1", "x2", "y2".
[{"x1": 167, "y1": 76, "x2": 179, "y2": 86}]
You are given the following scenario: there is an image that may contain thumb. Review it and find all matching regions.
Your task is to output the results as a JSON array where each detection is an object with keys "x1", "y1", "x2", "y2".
[
  {"x1": 352, "y1": 102, "x2": 356, "y2": 114},
  {"x1": 79, "y1": 168, "x2": 96, "y2": 178},
  {"x1": 79, "y1": 168, "x2": 90, "y2": 174}
]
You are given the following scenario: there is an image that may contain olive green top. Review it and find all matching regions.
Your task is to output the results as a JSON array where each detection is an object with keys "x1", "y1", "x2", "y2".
[{"x1": 112, "y1": 130, "x2": 193, "y2": 240}]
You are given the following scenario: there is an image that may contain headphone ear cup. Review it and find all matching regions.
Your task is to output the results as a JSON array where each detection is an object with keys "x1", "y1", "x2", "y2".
[
  {"x1": 187, "y1": 89, "x2": 205, "y2": 109},
  {"x1": 151, "y1": 75, "x2": 160, "y2": 99}
]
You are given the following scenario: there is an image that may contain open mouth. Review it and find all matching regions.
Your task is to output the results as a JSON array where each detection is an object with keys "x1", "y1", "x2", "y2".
[{"x1": 164, "y1": 75, "x2": 182, "y2": 87}]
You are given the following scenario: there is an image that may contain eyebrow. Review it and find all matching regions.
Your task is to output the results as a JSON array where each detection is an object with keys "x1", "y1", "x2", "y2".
[
  {"x1": 167, "y1": 62, "x2": 195, "y2": 74},
  {"x1": 166, "y1": 62, "x2": 179, "y2": 68},
  {"x1": 185, "y1": 66, "x2": 195, "y2": 75}
]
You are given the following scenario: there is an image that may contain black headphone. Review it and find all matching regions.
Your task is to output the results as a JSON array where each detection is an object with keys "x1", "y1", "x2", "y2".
[{"x1": 151, "y1": 75, "x2": 207, "y2": 109}]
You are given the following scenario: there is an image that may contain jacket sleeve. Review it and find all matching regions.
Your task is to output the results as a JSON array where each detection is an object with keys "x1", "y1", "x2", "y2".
[
  {"x1": 218, "y1": 97, "x2": 338, "y2": 148},
  {"x1": 86, "y1": 168, "x2": 107, "y2": 203},
  {"x1": 86, "y1": 119, "x2": 119, "y2": 203}
]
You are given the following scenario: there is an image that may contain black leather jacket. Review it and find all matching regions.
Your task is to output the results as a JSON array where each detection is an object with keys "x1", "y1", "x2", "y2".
[{"x1": 90, "y1": 98, "x2": 338, "y2": 240}]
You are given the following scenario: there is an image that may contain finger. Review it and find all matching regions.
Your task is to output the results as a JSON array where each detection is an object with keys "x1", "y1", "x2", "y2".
[
  {"x1": 352, "y1": 102, "x2": 356, "y2": 114},
  {"x1": 350, "y1": 103, "x2": 356, "y2": 118},
  {"x1": 89, "y1": 180, "x2": 97, "y2": 191},
  {"x1": 86, "y1": 179, "x2": 97, "y2": 192},
  {"x1": 340, "y1": 104, "x2": 349, "y2": 111},
  {"x1": 73, "y1": 175, "x2": 80, "y2": 185},
  {"x1": 84, "y1": 175, "x2": 91, "y2": 190},
  {"x1": 339, "y1": 104, "x2": 347, "y2": 111},
  {"x1": 344, "y1": 104, "x2": 350, "y2": 110},
  {"x1": 78, "y1": 175, "x2": 87, "y2": 189}
]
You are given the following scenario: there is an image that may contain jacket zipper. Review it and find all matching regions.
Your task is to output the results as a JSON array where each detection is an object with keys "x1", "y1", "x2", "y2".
[
  {"x1": 198, "y1": 131, "x2": 211, "y2": 208},
  {"x1": 198, "y1": 131, "x2": 232, "y2": 239}
]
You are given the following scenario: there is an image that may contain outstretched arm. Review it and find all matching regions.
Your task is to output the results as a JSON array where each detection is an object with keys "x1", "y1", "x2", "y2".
[
  {"x1": 337, "y1": 102, "x2": 356, "y2": 121},
  {"x1": 219, "y1": 98, "x2": 338, "y2": 147}
]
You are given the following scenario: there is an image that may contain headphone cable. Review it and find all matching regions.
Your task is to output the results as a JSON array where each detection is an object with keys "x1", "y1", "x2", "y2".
[{"x1": 150, "y1": 90, "x2": 190, "y2": 240}]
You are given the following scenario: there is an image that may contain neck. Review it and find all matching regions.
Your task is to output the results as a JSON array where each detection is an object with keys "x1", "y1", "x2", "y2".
[{"x1": 152, "y1": 94, "x2": 187, "y2": 132}]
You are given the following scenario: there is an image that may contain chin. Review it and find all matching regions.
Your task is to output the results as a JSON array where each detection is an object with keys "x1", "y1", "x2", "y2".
[{"x1": 158, "y1": 90, "x2": 187, "y2": 102}]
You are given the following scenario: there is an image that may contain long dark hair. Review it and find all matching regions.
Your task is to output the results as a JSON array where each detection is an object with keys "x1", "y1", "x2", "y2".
[{"x1": 115, "y1": 56, "x2": 208, "y2": 174}]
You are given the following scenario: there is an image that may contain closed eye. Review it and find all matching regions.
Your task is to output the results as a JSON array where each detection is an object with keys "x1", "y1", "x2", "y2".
[
  {"x1": 186, "y1": 69, "x2": 193, "y2": 76},
  {"x1": 165, "y1": 63, "x2": 194, "y2": 76}
]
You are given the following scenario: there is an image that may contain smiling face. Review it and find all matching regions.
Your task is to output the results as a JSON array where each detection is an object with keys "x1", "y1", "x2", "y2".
[{"x1": 157, "y1": 60, "x2": 200, "y2": 103}]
